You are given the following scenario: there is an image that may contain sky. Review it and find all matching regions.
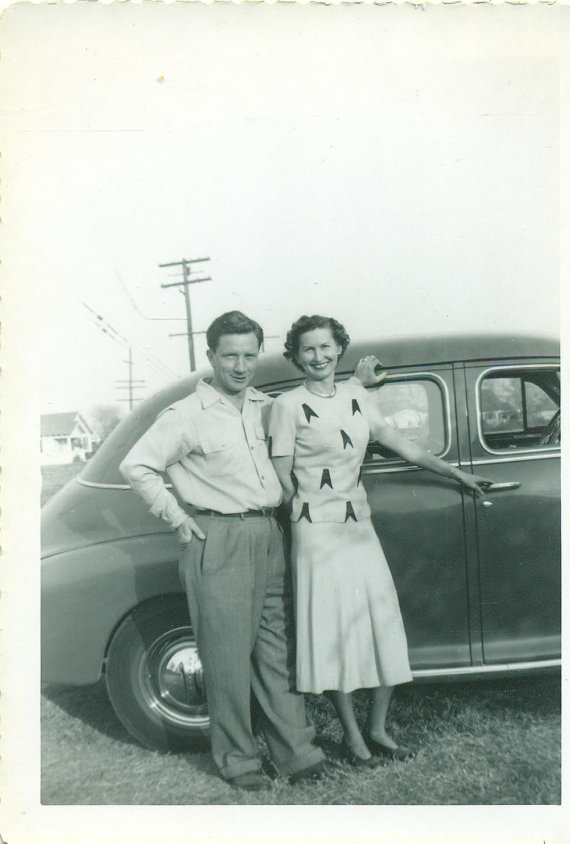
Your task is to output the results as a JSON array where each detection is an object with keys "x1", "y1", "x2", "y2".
[{"x1": 1, "y1": 2, "x2": 566, "y2": 417}]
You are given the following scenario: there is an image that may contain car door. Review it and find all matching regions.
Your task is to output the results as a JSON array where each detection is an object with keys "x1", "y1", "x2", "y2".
[
  {"x1": 362, "y1": 366, "x2": 473, "y2": 671},
  {"x1": 464, "y1": 361, "x2": 561, "y2": 665}
]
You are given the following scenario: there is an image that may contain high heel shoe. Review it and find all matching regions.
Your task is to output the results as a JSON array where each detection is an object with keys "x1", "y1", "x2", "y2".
[
  {"x1": 363, "y1": 733, "x2": 416, "y2": 761},
  {"x1": 340, "y1": 739, "x2": 382, "y2": 770}
]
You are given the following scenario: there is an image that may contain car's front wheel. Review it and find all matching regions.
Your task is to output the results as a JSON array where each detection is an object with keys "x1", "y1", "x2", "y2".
[{"x1": 105, "y1": 594, "x2": 209, "y2": 751}]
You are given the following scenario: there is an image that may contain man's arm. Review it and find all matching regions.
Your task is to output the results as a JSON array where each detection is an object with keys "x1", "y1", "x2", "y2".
[
  {"x1": 271, "y1": 455, "x2": 295, "y2": 504},
  {"x1": 120, "y1": 408, "x2": 205, "y2": 543}
]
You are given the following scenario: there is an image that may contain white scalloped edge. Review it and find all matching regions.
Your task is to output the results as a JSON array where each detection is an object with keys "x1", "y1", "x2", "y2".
[
  {"x1": 0, "y1": 0, "x2": 567, "y2": 841},
  {"x1": 0, "y1": 0, "x2": 570, "y2": 14}
]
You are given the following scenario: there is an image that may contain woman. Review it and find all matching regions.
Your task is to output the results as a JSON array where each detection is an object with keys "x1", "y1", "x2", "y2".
[{"x1": 268, "y1": 315, "x2": 490, "y2": 768}]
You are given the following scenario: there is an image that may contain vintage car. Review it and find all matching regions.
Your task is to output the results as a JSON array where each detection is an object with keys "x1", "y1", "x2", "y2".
[{"x1": 41, "y1": 334, "x2": 561, "y2": 751}]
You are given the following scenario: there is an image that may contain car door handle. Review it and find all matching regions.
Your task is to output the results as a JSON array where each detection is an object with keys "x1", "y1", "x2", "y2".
[
  {"x1": 485, "y1": 482, "x2": 521, "y2": 492},
  {"x1": 481, "y1": 481, "x2": 521, "y2": 507}
]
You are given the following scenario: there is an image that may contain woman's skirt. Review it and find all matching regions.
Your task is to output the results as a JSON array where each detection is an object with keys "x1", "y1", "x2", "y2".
[{"x1": 291, "y1": 517, "x2": 413, "y2": 694}]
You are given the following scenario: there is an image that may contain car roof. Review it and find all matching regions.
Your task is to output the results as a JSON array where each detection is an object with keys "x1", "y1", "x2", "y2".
[
  {"x1": 81, "y1": 331, "x2": 558, "y2": 485},
  {"x1": 254, "y1": 332, "x2": 560, "y2": 387}
]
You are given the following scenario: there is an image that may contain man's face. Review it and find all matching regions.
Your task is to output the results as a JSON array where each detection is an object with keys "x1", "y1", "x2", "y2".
[{"x1": 207, "y1": 332, "x2": 261, "y2": 396}]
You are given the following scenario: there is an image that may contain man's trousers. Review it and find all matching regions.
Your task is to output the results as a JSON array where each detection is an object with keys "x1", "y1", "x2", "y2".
[{"x1": 178, "y1": 512, "x2": 324, "y2": 781}]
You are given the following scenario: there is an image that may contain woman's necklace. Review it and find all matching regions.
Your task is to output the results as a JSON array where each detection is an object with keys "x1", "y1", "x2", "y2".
[{"x1": 304, "y1": 381, "x2": 337, "y2": 398}]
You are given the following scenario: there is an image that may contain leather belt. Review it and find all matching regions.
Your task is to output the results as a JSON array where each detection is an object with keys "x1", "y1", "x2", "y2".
[{"x1": 191, "y1": 508, "x2": 276, "y2": 519}]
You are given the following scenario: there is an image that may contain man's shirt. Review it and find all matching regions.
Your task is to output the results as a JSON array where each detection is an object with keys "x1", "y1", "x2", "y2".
[{"x1": 120, "y1": 379, "x2": 282, "y2": 529}]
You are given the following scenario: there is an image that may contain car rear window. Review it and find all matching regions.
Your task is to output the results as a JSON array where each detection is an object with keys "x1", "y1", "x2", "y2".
[
  {"x1": 80, "y1": 376, "x2": 197, "y2": 485},
  {"x1": 365, "y1": 375, "x2": 447, "y2": 461},
  {"x1": 479, "y1": 366, "x2": 560, "y2": 452}
]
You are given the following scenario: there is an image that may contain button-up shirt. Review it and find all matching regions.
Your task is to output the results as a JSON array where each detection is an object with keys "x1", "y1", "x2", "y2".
[{"x1": 120, "y1": 379, "x2": 282, "y2": 530}]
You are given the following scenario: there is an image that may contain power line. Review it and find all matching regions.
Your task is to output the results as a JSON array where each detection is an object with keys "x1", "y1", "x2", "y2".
[
  {"x1": 81, "y1": 301, "x2": 180, "y2": 381},
  {"x1": 113, "y1": 269, "x2": 186, "y2": 321}
]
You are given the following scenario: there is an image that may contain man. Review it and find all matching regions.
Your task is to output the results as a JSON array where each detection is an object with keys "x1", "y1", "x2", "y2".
[{"x1": 120, "y1": 311, "x2": 329, "y2": 791}]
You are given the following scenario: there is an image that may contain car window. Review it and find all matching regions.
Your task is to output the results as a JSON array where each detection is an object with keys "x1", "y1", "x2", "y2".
[
  {"x1": 479, "y1": 367, "x2": 560, "y2": 451},
  {"x1": 365, "y1": 377, "x2": 447, "y2": 461}
]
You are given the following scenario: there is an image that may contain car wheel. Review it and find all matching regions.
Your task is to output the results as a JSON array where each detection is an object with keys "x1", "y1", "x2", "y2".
[{"x1": 105, "y1": 594, "x2": 209, "y2": 752}]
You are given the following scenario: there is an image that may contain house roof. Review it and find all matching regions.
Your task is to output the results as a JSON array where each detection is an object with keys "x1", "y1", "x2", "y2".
[{"x1": 41, "y1": 412, "x2": 95, "y2": 437}]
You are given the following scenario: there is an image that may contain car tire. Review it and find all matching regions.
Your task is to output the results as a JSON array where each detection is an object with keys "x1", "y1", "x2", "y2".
[{"x1": 105, "y1": 594, "x2": 210, "y2": 752}]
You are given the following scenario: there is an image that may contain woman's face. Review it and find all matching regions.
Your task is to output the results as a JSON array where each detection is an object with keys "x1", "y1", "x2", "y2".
[{"x1": 296, "y1": 326, "x2": 343, "y2": 382}]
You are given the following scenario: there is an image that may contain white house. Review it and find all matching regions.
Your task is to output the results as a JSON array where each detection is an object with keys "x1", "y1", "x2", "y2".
[{"x1": 40, "y1": 411, "x2": 100, "y2": 466}]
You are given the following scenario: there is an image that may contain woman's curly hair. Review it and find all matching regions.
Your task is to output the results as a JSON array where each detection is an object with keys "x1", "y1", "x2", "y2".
[{"x1": 283, "y1": 314, "x2": 351, "y2": 371}]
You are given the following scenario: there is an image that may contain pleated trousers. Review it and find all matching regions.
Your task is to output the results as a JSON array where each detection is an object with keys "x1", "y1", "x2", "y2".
[{"x1": 179, "y1": 512, "x2": 324, "y2": 780}]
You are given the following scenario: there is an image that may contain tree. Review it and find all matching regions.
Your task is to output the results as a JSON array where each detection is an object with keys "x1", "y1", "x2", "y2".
[{"x1": 88, "y1": 404, "x2": 123, "y2": 443}]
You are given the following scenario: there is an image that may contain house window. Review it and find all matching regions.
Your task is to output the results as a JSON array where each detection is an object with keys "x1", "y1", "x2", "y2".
[
  {"x1": 365, "y1": 376, "x2": 447, "y2": 461},
  {"x1": 479, "y1": 367, "x2": 560, "y2": 451}
]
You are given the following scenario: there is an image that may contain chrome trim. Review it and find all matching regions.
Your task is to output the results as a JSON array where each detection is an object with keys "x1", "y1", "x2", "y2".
[
  {"x1": 364, "y1": 462, "x2": 461, "y2": 477},
  {"x1": 364, "y1": 371, "x2": 453, "y2": 467},
  {"x1": 474, "y1": 364, "x2": 560, "y2": 457},
  {"x1": 472, "y1": 452, "x2": 560, "y2": 467},
  {"x1": 76, "y1": 478, "x2": 173, "y2": 491},
  {"x1": 412, "y1": 658, "x2": 560, "y2": 680}
]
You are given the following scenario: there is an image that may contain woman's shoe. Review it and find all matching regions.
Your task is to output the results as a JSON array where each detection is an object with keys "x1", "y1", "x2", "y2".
[
  {"x1": 363, "y1": 734, "x2": 416, "y2": 761},
  {"x1": 340, "y1": 739, "x2": 382, "y2": 770}
]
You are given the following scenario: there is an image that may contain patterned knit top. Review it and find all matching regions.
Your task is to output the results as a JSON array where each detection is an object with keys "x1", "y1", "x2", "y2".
[{"x1": 268, "y1": 382, "x2": 373, "y2": 524}]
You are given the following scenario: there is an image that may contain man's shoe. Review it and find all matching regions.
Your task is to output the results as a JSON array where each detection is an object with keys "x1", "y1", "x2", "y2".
[
  {"x1": 229, "y1": 771, "x2": 272, "y2": 791},
  {"x1": 288, "y1": 759, "x2": 335, "y2": 784}
]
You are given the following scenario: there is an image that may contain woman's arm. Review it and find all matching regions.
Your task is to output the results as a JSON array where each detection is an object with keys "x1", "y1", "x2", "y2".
[
  {"x1": 271, "y1": 455, "x2": 296, "y2": 504},
  {"x1": 368, "y1": 408, "x2": 491, "y2": 498}
]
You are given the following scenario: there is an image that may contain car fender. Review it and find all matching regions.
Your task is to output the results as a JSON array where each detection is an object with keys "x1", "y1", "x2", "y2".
[{"x1": 41, "y1": 533, "x2": 185, "y2": 685}]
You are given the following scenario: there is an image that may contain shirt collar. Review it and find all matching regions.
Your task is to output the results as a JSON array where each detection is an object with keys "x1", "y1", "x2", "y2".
[{"x1": 196, "y1": 378, "x2": 266, "y2": 409}]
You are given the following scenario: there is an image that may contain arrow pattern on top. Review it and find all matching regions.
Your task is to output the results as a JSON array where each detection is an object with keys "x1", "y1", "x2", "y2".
[
  {"x1": 302, "y1": 403, "x2": 319, "y2": 424},
  {"x1": 345, "y1": 501, "x2": 358, "y2": 522}
]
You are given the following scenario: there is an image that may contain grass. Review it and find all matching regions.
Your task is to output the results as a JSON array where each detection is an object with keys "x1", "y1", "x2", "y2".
[
  {"x1": 41, "y1": 676, "x2": 561, "y2": 805},
  {"x1": 41, "y1": 464, "x2": 561, "y2": 806}
]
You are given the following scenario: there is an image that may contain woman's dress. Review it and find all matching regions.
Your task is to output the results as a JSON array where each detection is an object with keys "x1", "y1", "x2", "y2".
[{"x1": 269, "y1": 382, "x2": 412, "y2": 694}]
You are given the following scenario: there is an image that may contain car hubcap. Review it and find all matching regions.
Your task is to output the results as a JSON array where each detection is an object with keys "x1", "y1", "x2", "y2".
[{"x1": 139, "y1": 625, "x2": 209, "y2": 730}]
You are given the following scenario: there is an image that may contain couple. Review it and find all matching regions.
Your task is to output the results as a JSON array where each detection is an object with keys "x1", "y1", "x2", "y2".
[{"x1": 121, "y1": 310, "x2": 488, "y2": 791}]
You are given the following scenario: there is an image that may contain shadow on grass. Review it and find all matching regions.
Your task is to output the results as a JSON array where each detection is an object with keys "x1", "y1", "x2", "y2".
[
  {"x1": 395, "y1": 674, "x2": 561, "y2": 720},
  {"x1": 43, "y1": 673, "x2": 560, "y2": 760},
  {"x1": 42, "y1": 679, "x2": 210, "y2": 756},
  {"x1": 42, "y1": 680, "x2": 142, "y2": 747},
  {"x1": 306, "y1": 674, "x2": 561, "y2": 746}
]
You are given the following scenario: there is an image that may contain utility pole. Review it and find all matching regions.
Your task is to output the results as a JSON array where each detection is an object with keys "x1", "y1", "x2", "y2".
[
  {"x1": 159, "y1": 257, "x2": 211, "y2": 371},
  {"x1": 115, "y1": 347, "x2": 146, "y2": 410}
]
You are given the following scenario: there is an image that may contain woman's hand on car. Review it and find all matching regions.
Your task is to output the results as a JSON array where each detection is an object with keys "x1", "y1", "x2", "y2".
[
  {"x1": 456, "y1": 471, "x2": 493, "y2": 499},
  {"x1": 176, "y1": 516, "x2": 206, "y2": 545},
  {"x1": 354, "y1": 355, "x2": 387, "y2": 387}
]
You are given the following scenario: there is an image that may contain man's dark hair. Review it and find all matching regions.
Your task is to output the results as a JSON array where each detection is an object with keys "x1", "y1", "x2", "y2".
[
  {"x1": 283, "y1": 314, "x2": 351, "y2": 371},
  {"x1": 206, "y1": 311, "x2": 264, "y2": 352}
]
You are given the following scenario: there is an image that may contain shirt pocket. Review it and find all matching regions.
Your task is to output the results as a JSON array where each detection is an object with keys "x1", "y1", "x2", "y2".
[{"x1": 199, "y1": 432, "x2": 242, "y2": 476}]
